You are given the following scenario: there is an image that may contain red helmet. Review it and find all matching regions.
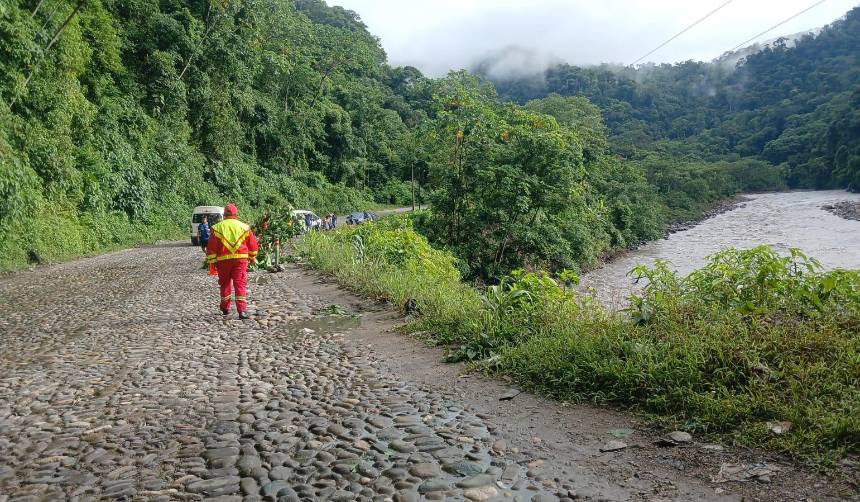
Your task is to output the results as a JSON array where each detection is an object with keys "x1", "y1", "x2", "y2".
[{"x1": 224, "y1": 203, "x2": 238, "y2": 216}]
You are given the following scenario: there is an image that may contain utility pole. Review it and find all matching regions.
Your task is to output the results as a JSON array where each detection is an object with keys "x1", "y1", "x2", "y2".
[
  {"x1": 12, "y1": 0, "x2": 87, "y2": 107},
  {"x1": 411, "y1": 161, "x2": 416, "y2": 211}
]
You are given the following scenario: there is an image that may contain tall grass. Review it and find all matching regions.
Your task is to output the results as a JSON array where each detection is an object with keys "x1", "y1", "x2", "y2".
[
  {"x1": 296, "y1": 217, "x2": 482, "y2": 344},
  {"x1": 295, "y1": 219, "x2": 860, "y2": 464}
]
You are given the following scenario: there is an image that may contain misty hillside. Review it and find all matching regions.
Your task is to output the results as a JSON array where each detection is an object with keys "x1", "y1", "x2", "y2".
[
  {"x1": 0, "y1": 0, "x2": 669, "y2": 273},
  {"x1": 478, "y1": 7, "x2": 860, "y2": 190},
  {"x1": 0, "y1": 0, "x2": 436, "y2": 267},
  {"x1": 1, "y1": 0, "x2": 857, "y2": 274}
]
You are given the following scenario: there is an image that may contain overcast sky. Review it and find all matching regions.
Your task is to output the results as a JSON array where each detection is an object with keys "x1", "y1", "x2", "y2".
[{"x1": 330, "y1": 0, "x2": 859, "y2": 76}]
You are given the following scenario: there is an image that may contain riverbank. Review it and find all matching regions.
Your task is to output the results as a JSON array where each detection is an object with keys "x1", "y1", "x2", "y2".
[
  {"x1": 580, "y1": 191, "x2": 860, "y2": 308},
  {"x1": 589, "y1": 195, "x2": 747, "y2": 274},
  {"x1": 822, "y1": 200, "x2": 860, "y2": 221},
  {"x1": 295, "y1": 216, "x2": 860, "y2": 469},
  {"x1": 665, "y1": 196, "x2": 747, "y2": 235}
]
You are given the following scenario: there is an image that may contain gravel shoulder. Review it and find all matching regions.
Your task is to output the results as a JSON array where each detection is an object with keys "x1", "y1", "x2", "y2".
[{"x1": 0, "y1": 243, "x2": 855, "y2": 501}]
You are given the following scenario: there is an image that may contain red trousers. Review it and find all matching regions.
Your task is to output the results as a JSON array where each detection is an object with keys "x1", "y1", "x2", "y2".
[{"x1": 216, "y1": 259, "x2": 248, "y2": 312}]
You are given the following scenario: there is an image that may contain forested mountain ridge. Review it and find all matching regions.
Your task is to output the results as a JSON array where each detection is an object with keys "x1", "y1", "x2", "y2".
[
  {"x1": 0, "y1": 0, "x2": 431, "y2": 268},
  {"x1": 2, "y1": 0, "x2": 855, "y2": 277},
  {"x1": 0, "y1": 0, "x2": 663, "y2": 276},
  {"x1": 480, "y1": 7, "x2": 860, "y2": 190}
]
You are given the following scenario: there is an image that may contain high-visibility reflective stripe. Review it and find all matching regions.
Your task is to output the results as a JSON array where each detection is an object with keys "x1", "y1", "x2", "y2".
[
  {"x1": 221, "y1": 296, "x2": 231, "y2": 301},
  {"x1": 235, "y1": 296, "x2": 247, "y2": 301},
  {"x1": 213, "y1": 253, "x2": 249, "y2": 262},
  {"x1": 214, "y1": 230, "x2": 249, "y2": 254},
  {"x1": 206, "y1": 254, "x2": 216, "y2": 259},
  {"x1": 211, "y1": 219, "x2": 251, "y2": 254}
]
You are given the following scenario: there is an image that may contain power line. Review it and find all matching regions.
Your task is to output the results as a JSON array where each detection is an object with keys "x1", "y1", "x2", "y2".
[
  {"x1": 728, "y1": 0, "x2": 828, "y2": 53},
  {"x1": 630, "y1": 0, "x2": 734, "y2": 66}
]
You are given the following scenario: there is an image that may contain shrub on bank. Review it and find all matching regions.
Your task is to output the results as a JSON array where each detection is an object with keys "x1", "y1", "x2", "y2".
[
  {"x1": 296, "y1": 223, "x2": 860, "y2": 463},
  {"x1": 508, "y1": 247, "x2": 860, "y2": 463}
]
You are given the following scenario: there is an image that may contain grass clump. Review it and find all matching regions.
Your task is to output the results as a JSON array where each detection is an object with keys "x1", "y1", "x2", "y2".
[{"x1": 296, "y1": 223, "x2": 860, "y2": 464}]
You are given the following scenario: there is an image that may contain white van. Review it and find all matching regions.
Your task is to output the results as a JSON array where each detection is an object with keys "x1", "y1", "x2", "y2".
[
  {"x1": 291, "y1": 209, "x2": 321, "y2": 231},
  {"x1": 191, "y1": 206, "x2": 224, "y2": 245}
]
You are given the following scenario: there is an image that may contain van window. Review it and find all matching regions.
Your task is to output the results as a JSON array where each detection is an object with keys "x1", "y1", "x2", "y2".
[{"x1": 193, "y1": 213, "x2": 222, "y2": 224}]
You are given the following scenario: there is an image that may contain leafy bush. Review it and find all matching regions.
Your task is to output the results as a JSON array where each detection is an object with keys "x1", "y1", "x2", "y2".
[
  {"x1": 504, "y1": 247, "x2": 860, "y2": 463},
  {"x1": 375, "y1": 180, "x2": 414, "y2": 205},
  {"x1": 630, "y1": 246, "x2": 860, "y2": 319},
  {"x1": 456, "y1": 269, "x2": 583, "y2": 361}
]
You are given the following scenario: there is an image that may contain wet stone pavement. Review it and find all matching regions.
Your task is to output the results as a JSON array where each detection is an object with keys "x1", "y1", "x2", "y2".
[{"x1": 0, "y1": 245, "x2": 580, "y2": 501}]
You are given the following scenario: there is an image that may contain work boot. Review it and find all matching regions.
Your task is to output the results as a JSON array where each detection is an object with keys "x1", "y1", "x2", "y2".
[
  {"x1": 221, "y1": 308, "x2": 229, "y2": 316},
  {"x1": 238, "y1": 311, "x2": 250, "y2": 320}
]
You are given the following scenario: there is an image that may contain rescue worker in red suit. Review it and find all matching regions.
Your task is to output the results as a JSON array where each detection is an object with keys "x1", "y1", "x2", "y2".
[{"x1": 206, "y1": 204, "x2": 259, "y2": 319}]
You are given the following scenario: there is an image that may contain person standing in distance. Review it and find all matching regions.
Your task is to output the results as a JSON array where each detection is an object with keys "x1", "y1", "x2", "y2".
[
  {"x1": 206, "y1": 203, "x2": 259, "y2": 319},
  {"x1": 198, "y1": 215, "x2": 211, "y2": 253}
]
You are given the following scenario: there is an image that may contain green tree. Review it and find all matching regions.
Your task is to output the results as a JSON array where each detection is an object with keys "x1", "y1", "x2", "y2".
[{"x1": 424, "y1": 73, "x2": 588, "y2": 279}]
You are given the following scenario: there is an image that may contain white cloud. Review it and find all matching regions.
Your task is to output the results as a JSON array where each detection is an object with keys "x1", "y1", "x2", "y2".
[{"x1": 331, "y1": 0, "x2": 859, "y2": 75}]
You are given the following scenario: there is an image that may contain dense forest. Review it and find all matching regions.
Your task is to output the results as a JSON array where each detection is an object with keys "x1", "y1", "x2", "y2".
[
  {"x1": 0, "y1": 0, "x2": 429, "y2": 268},
  {"x1": 479, "y1": 6, "x2": 860, "y2": 192},
  {"x1": 0, "y1": 0, "x2": 670, "y2": 275},
  {"x1": 1, "y1": 0, "x2": 857, "y2": 277}
]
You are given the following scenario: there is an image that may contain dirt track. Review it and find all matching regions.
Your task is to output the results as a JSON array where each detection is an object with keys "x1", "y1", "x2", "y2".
[{"x1": 0, "y1": 243, "x2": 855, "y2": 501}]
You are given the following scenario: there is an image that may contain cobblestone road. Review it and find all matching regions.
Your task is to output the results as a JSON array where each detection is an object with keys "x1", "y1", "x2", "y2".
[{"x1": 0, "y1": 244, "x2": 591, "y2": 501}]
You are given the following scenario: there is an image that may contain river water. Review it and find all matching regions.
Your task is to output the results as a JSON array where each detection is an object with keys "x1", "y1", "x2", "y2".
[{"x1": 580, "y1": 190, "x2": 860, "y2": 308}]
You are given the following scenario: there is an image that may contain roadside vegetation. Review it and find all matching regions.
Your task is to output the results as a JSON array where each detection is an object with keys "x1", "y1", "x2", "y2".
[
  {"x1": 0, "y1": 0, "x2": 421, "y2": 271},
  {"x1": 297, "y1": 217, "x2": 860, "y2": 464}
]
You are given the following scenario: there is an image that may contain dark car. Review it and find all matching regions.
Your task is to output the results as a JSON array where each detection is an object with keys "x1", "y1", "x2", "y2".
[{"x1": 346, "y1": 211, "x2": 378, "y2": 225}]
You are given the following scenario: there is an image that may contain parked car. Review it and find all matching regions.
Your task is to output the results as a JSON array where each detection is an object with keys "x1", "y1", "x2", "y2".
[
  {"x1": 346, "y1": 211, "x2": 378, "y2": 225},
  {"x1": 291, "y1": 209, "x2": 321, "y2": 232},
  {"x1": 191, "y1": 206, "x2": 223, "y2": 245}
]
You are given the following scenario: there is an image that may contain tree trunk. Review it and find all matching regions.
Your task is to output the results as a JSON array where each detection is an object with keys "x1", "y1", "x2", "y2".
[{"x1": 40, "y1": 9, "x2": 56, "y2": 33}]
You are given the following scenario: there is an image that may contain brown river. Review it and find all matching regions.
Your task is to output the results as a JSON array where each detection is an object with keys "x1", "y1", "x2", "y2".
[{"x1": 580, "y1": 190, "x2": 860, "y2": 308}]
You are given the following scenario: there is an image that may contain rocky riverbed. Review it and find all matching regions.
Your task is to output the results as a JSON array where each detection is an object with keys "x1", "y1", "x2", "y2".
[
  {"x1": 0, "y1": 243, "x2": 855, "y2": 501},
  {"x1": 665, "y1": 197, "x2": 745, "y2": 235},
  {"x1": 822, "y1": 200, "x2": 860, "y2": 221}
]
